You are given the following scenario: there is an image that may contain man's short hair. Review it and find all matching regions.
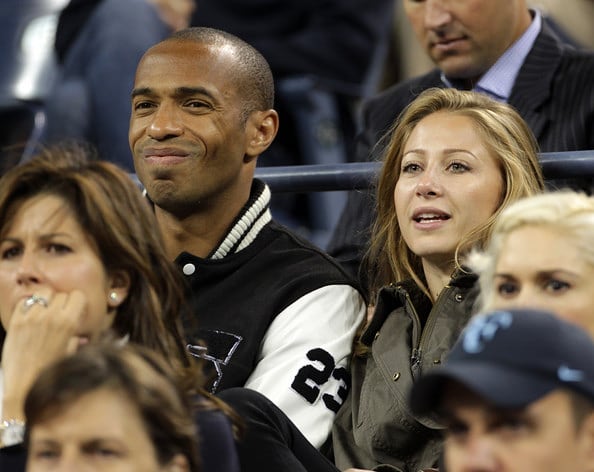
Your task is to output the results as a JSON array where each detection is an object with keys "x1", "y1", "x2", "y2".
[{"x1": 169, "y1": 27, "x2": 275, "y2": 122}]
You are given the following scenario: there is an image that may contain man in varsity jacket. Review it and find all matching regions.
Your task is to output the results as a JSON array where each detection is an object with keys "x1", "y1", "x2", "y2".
[
  {"x1": 328, "y1": 0, "x2": 594, "y2": 284},
  {"x1": 129, "y1": 27, "x2": 366, "y2": 449}
]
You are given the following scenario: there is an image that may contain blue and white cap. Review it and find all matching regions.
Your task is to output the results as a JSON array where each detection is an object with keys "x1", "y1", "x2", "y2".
[{"x1": 410, "y1": 308, "x2": 594, "y2": 415}]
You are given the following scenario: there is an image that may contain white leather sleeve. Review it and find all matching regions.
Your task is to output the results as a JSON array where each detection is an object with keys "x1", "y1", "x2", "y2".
[{"x1": 243, "y1": 284, "x2": 366, "y2": 448}]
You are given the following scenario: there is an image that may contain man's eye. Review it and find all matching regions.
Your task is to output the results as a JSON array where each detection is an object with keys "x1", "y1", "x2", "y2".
[
  {"x1": 185, "y1": 100, "x2": 211, "y2": 110},
  {"x1": 134, "y1": 101, "x2": 154, "y2": 110},
  {"x1": 443, "y1": 424, "x2": 470, "y2": 445},
  {"x1": 32, "y1": 449, "x2": 59, "y2": 460},
  {"x1": 95, "y1": 448, "x2": 119, "y2": 457},
  {"x1": 496, "y1": 416, "x2": 531, "y2": 435}
]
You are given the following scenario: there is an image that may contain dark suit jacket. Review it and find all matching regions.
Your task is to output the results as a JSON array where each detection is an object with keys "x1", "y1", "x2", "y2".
[{"x1": 328, "y1": 21, "x2": 594, "y2": 286}]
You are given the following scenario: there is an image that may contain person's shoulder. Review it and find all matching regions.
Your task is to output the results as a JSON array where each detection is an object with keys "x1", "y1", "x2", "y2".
[
  {"x1": 535, "y1": 21, "x2": 594, "y2": 67},
  {"x1": 550, "y1": 41, "x2": 594, "y2": 90},
  {"x1": 194, "y1": 402, "x2": 240, "y2": 472},
  {"x1": 195, "y1": 405, "x2": 234, "y2": 437}
]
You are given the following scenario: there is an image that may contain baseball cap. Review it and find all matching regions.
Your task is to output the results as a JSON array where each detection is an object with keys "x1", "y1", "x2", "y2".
[{"x1": 410, "y1": 308, "x2": 594, "y2": 415}]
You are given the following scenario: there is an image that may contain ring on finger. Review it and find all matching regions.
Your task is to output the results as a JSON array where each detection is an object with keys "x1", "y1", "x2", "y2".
[{"x1": 23, "y1": 295, "x2": 49, "y2": 311}]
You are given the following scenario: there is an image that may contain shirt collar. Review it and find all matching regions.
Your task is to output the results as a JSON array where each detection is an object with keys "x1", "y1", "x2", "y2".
[{"x1": 441, "y1": 9, "x2": 542, "y2": 102}]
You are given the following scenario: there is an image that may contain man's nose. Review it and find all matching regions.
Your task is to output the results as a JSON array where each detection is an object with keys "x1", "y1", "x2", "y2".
[
  {"x1": 424, "y1": 0, "x2": 453, "y2": 30},
  {"x1": 147, "y1": 102, "x2": 184, "y2": 140},
  {"x1": 456, "y1": 433, "x2": 498, "y2": 471}
]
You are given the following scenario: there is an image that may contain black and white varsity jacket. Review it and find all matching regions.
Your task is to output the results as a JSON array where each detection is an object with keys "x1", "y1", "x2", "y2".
[{"x1": 177, "y1": 179, "x2": 366, "y2": 448}]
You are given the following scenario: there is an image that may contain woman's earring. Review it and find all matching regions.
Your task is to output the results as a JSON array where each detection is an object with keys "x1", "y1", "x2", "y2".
[{"x1": 109, "y1": 292, "x2": 118, "y2": 302}]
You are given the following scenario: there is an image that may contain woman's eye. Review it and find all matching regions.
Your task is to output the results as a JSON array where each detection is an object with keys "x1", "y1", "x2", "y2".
[
  {"x1": 402, "y1": 163, "x2": 421, "y2": 173},
  {"x1": 46, "y1": 243, "x2": 72, "y2": 254},
  {"x1": 448, "y1": 162, "x2": 470, "y2": 173},
  {"x1": 496, "y1": 282, "x2": 518, "y2": 296},
  {"x1": 1, "y1": 246, "x2": 21, "y2": 260},
  {"x1": 544, "y1": 279, "x2": 570, "y2": 292}
]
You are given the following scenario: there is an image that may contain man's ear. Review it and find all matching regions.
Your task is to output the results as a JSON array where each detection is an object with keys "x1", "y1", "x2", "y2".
[
  {"x1": 107, "y1": 270, "x2": 131, "y2": 309},
  {"x1": 244, "y1": 109, "x2": 279, "y2": 162},
  {"x1": 164, "y1": 453, "x2": 190, "y2": 472}
]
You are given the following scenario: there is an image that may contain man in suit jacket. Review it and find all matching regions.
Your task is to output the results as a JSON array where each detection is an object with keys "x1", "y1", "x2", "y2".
[{"x1": 328, "y1": 0, "x2": 594, "y2": 285}]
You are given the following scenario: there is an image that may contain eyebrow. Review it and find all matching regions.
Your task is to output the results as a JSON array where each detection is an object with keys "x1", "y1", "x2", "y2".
[
  {"x1": 131, "y1": 86, "x2": 217, "y2": 102},
  {"x1": 0, "y1": 233, "x2": 73, "y2": 244},
  {"x1": 81, "y1": 438, "x2": 126, "y2": 451},
  {"x1": 403, "y1": 149, "x2": 479, "y2": 159},
  {"x1": 495, "y1": 269, "x2": 579, "y2": 279}
]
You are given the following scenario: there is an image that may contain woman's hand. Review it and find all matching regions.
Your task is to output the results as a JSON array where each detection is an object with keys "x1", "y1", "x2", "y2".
[{"x1": 1, "y1": 290, "x2": 86, "y2": 421}]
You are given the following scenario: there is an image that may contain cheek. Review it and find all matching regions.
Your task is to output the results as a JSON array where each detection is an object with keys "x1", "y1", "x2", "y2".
[
  {"x1": 403, "y1": 6, "x2": 425, "y2": 35},
  {"x1": 394, "y1": 179, "x2": 408, "y2": 211},
  {"x1": 554, "y1": 298, "x2": 594, "y2": 334},
  {"x1": 466, "y1": 185, "x2": 501, "y2": 224},
  {"x1": 0, "y1": 310, "x2": 10, "y2": 332},
  {"x1": 394, "y1": 186, "x2": 408, "y2": 230},
  {"x1": 444, "y1": 443, "x2": 467, "y2": 471},
  {"x1": 0, "y1": 273, "x2": 13, "y2": 328}
]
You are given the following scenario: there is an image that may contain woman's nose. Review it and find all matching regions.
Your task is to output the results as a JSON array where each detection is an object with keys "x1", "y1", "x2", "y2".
[
  {"x1": 415, "y1": 168, "x2": 443, "y2": 197},
  {"x1": 15, "y1": 250, "x2": 42, "y2": 286}
]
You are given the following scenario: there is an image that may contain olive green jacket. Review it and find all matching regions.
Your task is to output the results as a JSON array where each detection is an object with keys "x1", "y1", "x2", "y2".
[{"x1": 332, "y1": 270, "x2": 478, "y2": 472}]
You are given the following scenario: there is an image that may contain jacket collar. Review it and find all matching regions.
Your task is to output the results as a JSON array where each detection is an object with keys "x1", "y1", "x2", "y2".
[
  {"x1": 209, "y1": 179, "x2": 272, "y2": 260},
  {"x1": 361, "y1": 269, "x2": 477, "y2": 345}
]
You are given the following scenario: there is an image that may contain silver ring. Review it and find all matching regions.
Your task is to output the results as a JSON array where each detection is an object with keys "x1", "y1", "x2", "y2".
[{"x1": 23, "y1": 295, "x2": 49, "y2": 311}]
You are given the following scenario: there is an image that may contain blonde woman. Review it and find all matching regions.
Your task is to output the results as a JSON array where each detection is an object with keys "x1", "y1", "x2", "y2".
[{"x1": 471, "y1": 190, "x2": 594, "y2": 337}]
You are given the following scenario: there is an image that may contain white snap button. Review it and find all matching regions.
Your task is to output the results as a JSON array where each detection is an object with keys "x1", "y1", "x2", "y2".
[{"x1": 182, "y1": 263, "x2": 196, "y2": 275}]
